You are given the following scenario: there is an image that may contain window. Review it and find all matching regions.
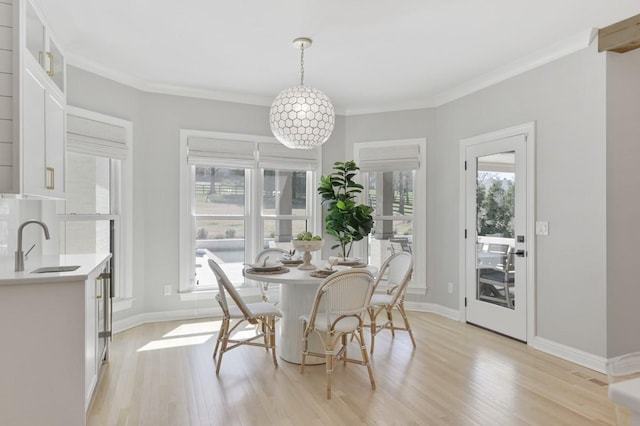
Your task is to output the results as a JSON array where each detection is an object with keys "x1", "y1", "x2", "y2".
[
  {"x1": 180, "y1": 131, "x2": 321, "y2": 294},
  {"x1": 58, "y1": 107, "x2": 133, "y2": 308},
  {"x1": 355, "y1": 139, "x2": 426, "y2": 291}
]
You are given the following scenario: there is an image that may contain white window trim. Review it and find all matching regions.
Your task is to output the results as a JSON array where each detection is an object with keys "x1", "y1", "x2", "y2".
[
  {"x1": 64, "y1": 106, "x2": 134, "y2": 308},
  {"x1": 179, "y1": 129, "x2": 322, "y2": 297},
  {"x1": 354, "y1": 138, "x2": 427, "y2": 292}
]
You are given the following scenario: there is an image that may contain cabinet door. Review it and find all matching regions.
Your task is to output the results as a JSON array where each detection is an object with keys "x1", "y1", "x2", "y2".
[
  {"x1": 22, "y1": 67, "x2": 46, "y2": 195},
  {"x1": 84, "y1": 267, "x2": 98, "y2": 409},
  {"x1": 25, "y1": 0, "x2": 45, "y2": 68},
  {"x1": 45, "y1": 92, "x2": 64, "y2": 195}
]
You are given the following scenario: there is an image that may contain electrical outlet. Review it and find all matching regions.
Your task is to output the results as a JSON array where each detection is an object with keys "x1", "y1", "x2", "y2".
[
  {"x1": 447, "y1": 282, "x2": 453, "y2": 294},
  {"x1": 164, "y1": 284, "x2": 172, "y2": 296},
  {"x1": 536, "y1": 221, "x2": 549, "y2": 235}
]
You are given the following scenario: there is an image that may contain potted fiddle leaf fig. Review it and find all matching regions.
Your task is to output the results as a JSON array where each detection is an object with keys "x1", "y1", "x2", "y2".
[{"x1": 317, "y1": 160, "x2": 374, "y2": 259}]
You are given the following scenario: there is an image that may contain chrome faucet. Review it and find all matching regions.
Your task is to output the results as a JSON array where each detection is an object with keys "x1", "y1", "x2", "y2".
[{"x1": 15, "y1": 220, "x2": 50, "y2": 272}]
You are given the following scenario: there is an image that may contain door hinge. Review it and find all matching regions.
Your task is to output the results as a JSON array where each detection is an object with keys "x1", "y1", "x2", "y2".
[
  {"x1": 464, "y1": 160, "x2": 467, "y2": 170},
  {"x1": 464, "y1": 229, "x2": 467, "y2": 239},
  {"x1": 464, "y1": 297, "x2": 467, "y2": 307}
]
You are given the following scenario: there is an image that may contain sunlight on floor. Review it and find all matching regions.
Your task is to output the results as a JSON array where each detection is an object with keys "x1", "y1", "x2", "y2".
[
  {"x1": 137, "y1": 334, "x2": 214, "y2": 352},
  {"x1": 163, "y1": 320, "x2": 222, "y2": 338},
  {"x1": 137, "y1": 320, "x2": 223, "y2": 352}
]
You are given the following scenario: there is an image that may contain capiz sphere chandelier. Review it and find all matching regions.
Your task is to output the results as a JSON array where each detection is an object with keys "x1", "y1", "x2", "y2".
[{"x1": 270, "y1": 38, "x2": 335, "y2": 150}]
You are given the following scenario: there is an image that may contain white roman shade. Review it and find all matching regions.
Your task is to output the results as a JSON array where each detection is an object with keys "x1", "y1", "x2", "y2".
[
  {"x1": 358, "y1": 143, "x2": 420, "y2": 172},
  {"x1": 187, "y1": 137, "x2": 255, "y2": 168},
  {"x1": 66, "y1": 115, "x2": 128, "y2": 160},
  {"x1": 257, "y1": 142, "x2": 320, "y2": 170}
]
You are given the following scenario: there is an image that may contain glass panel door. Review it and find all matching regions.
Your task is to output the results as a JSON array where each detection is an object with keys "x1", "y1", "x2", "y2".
[{"x1": 465, "y1": 135, "x2": 527, "y2": 341}]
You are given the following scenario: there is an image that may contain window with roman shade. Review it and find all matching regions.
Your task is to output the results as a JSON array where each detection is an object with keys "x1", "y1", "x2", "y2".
[{"x1": 180, "y1": 131, "x2": 321, "y2": 294}]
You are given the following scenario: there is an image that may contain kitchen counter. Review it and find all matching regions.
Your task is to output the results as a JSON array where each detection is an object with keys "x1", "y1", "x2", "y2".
[
  {"x1": 0, "y1": 252, "x2": 112, "y2": 426},
  {"x1": 0, "y1": 253, "x2": 111, "y2": 285}
]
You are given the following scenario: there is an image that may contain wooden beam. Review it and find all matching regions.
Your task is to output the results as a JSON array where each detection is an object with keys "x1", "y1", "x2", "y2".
[{"x1": 598, "y1": 13, "x2": 640, "y2": 53}]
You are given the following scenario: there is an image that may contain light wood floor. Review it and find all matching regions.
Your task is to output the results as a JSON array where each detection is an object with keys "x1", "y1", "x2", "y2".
[{"x1": 88, "y1": 312, "x2": 615, "y2": 425}]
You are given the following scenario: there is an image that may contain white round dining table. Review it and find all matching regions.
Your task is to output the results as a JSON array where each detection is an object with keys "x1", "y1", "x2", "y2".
[{"x1": 244, "y1": 261, "x2": 377, "y2": 364}]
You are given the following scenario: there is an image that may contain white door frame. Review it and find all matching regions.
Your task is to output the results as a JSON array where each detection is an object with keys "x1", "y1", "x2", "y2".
[{"x1": 458, "y1": 122, "x2": 536, "y2": 343}]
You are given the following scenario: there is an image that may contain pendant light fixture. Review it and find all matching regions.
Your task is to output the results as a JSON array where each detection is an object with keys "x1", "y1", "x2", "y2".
[{"x1": 270, "y1": 37, "x2": 335, "y2": 150}]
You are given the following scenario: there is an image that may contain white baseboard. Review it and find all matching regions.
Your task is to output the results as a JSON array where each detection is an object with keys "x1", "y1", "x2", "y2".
[
  {"x1": 404, "y1": 301, "x2": 460, "y2": 321},
  {"x1": 531, "y1": 336, "x2": 607, "y2": 374}
]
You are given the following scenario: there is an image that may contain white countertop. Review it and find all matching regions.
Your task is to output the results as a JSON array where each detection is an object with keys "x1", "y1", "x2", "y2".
[{"x1": 0, "y1": 253, "x2": 111, "y2": 285}]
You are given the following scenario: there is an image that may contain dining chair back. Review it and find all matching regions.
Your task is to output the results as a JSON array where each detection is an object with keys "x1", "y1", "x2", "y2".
[
  {"x1": 300, "y1": 269, "x2": 376, "y2": 399},
  {"x1": 367, "y1": 251, "x2": 415, "y2": 354},
  {"x1": 254, "y1": 247, "x2": 289, "y2": 304},
  {"x1": 209, "y1": 259, "x2": 282, "y2": 375}
]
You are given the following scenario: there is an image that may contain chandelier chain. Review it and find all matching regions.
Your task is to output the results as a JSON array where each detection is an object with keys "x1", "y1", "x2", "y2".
[{"x1": 300, "y1": 44, "x2": 305, "y2": 85}]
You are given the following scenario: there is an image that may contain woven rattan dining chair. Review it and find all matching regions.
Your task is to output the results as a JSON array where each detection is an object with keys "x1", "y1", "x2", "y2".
[
  {"x1": 367, "y1": 251, "x2": 416, "y2": 354},
  {"x1": 300, "y1": 269, "x2": 376, "y2": 399},
  {"x1": 209, "y1": 259, "x2": 282, "y2": 375},
  {"x1": 255, "y1": 247, "x2": 288, "y2": 304}
]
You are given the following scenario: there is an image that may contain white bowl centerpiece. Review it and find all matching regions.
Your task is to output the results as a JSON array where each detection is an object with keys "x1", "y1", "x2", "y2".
[{"x1": 292, "y1": 232, "x2": 324, "y2": 270}]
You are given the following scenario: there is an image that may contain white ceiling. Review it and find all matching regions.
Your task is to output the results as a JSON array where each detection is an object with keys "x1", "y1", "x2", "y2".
[{"x1": 34, "y1": 0, "x2": 640, "y2": 115}]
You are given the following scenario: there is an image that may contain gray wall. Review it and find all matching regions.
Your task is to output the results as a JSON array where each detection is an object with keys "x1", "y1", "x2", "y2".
[
  {"x1": 606, "y1": 48, "x2": 640, "y2": 357},
  {"x1": 67, "y1": 39, "x2": 635, "y2": 359},
  {"x1": 343, "y1": 44, "x2": 609, "y2": 357},
  {"x1": 344, "y1": 109, "x2": 437, "y2": 300},
  {"x1": 66, "y1": 68, "x2": 146, "y2": 320},
  {"x1": 437, "y1": 44, "x2": 608, "y2": 357}
]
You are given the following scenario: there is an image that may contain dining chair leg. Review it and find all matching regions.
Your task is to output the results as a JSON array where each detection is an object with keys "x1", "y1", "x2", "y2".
[
  {"x1": 213, "y1": 317, "x2": 226, "y2": 361},
  {"x1": 269, "y1": 316, "x2": 279, "y2": 368},
  {"x1": 216, "y1": 320, "x2": 230, "y2": 375},
  {"x1": 342, "y1": 334, "x2": 348, "y2": 366},
  {"x1": 261, "y1": 321, "x2": 269, "y2": 351},
  {"x1": 357, "y1": 326, "x2": 376, "y2": 391},
  {"x1": 300, "y1": 321, "x2": 309, "y2": 374},
  {"x1": 386, "y1": 308, "x2": 395, "y2": 337},
  {"x1": 397, "y1": 302, "x2": 416, "y2": 348},
  {"x1": 369, "y1": 309, "x2": 378, "y2": 354},
  {"x1": 326, "y1": 338, "x2": 334, "y2": 400}
]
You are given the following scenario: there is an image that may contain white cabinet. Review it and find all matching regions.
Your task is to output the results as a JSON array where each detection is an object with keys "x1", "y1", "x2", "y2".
[
  {"x1": 22, "y1": 63, "x2": 64, "y2": 196},
  {"x1": 24, "y1": 0, "x2": 65, "y2": 93},
  {"x1": 0, "y1": 0, "x2": 66, "y2": 196},
  {"x1": 0, "y1": 254, "x2": 111, "y2": 426},
  {"x1": 85, "y1": 258, "x2": 110, "y2": 410},
  {"x1": 20, "y1": 0, "x2": 66, "y2": 197}
]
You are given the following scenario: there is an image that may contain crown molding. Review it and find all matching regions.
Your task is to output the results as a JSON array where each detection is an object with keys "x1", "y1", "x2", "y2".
[
  {"x1": 68, "y1": 28, "x2": 596, "y2": 117},
  {"x1": 428, "y1": 28, "x2": 598, "y2": 108}
]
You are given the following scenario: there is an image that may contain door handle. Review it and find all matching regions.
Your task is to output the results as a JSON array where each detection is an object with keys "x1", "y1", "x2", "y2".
[{"x1": 515, "y1": 249, "x2": 526, "y2": 257}]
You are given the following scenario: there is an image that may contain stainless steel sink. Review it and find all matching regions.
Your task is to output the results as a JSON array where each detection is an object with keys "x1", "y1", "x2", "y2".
[{"x1": 31, "y1": 265, "x2": 81, "y2": 273}]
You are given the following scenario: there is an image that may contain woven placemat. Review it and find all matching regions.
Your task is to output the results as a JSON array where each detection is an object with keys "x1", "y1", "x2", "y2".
[
  {"x1": 245, "y1": 267, "x2": 290, "y2": 275},
  {"x1": 310, "y1": 270, "x2": 336, "y2": 278},
  {"x1": 349, "y1": 262, "x2": 368, "y2": 268},
  {"x1": 280, "y1": 259, "x2": 304, "y2": 265}
]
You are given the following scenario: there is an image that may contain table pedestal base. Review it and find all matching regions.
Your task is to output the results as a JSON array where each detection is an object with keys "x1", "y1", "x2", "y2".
[{"x1": 278, "y1": 282, "x2": 324, "y2": 364}]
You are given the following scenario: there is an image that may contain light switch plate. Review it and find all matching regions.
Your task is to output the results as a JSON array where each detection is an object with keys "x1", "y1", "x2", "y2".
[{"x1": 535, "y1": 221, "x2": 549, "y2": 235}]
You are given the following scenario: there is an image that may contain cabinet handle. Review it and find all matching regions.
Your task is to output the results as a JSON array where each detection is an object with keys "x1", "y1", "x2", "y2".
[
  {"x1": 46, "y1": 51, "x2": 54, "y2": 77},
  {"x1": 45, "y1": 167, "x2": 54, "y2": 190},
  {"x1": 96, "y1": 276, "x2": 103, "y2": 299}
]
